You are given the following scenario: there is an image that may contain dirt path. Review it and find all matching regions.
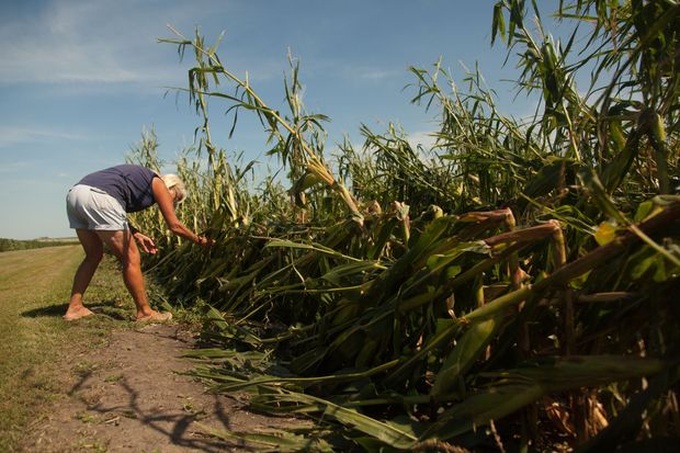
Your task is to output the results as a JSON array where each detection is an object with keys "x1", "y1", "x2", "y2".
[
  {"x1": 0, "y1": 247, "x2": 303, "y2": 452},
  {"x1": 26, "y1": 323, "x2": 299, "y2": 453}
]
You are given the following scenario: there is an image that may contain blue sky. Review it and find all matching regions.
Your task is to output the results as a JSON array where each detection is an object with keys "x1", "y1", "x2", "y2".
[{"x1": 0, "y1": 0, "x2": 546, "y2": 239}]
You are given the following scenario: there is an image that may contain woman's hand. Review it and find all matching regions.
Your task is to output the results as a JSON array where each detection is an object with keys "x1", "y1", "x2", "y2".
[
  {"x1": 196, "y1": 235, "x2": 215, "y2": 248},
  {"x1": 134, "y1": 232, "x2": 158, "y2": 254}
]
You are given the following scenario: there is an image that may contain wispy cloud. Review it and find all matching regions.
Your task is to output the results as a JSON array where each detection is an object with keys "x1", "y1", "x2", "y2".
[
  {"x1": 0, "y1": 125, "x2": 88, "y2": 148},
  {"x1": 0, "y1": 160, "x2": 31, "y2": 174},
  {"x1": 407, "y1": 130, "x2": 438, "y2": 150},
  {"x1": 0, "y1": 0, "x2": 196, "y2": 86},
  {"x1": 356, "y1": 67, "x2": 401, "y2": 81}
]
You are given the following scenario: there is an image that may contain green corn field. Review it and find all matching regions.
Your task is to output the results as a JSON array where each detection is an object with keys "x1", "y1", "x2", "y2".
[{"x1": 127, "y1": 1, "x2": 680, "y2": 451}]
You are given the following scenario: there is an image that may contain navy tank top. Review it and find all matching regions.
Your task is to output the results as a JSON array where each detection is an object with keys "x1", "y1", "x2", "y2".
[{"x1": 78, "y1": 165, "x2": 158, "y2": 212}]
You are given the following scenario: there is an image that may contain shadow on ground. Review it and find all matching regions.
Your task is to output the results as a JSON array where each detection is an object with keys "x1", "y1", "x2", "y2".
[
  {"x1": 23, "y1": 324, "x2": 307, "y2": 452},
  {"x1": 22, "y1": 300, "x2": 130, "y2": 320},
  {"x1": 68, "y1": 371, "x2": 245, "y2": 452}
]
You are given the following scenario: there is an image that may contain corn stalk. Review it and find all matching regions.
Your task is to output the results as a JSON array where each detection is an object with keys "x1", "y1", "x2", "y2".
[{"x1": 160, "y1": 27, "x2": 363, "y2": 225}]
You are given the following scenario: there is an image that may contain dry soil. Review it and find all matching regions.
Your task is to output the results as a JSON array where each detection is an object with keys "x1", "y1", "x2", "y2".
[{"x1": 24, "y1": 322, "x2": 302, "y2": 453}]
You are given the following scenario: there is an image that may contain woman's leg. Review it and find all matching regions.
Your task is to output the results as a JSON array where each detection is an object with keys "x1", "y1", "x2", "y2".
[
  {"x1": 63, "y1": 229, "x2": 102, "y2": 320},
  {"x1": 96, "y1": 229, "x2": 168, "y2": 321}
]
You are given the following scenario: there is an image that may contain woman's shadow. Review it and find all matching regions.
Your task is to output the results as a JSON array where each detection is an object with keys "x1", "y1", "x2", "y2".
[{"x1": 22, "y1": 300, "x2": 130, "y2": 320}]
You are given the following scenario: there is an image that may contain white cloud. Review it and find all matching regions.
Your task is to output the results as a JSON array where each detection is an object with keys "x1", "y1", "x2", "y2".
[
  {"x1": 0, "y1": 126, "x2": 88, "y2": 148},
  {"x1": 0, "y1": 0, "x2": 194, "y2": 86},
  {"x1": 407, "y1": 130, "x2": 437, "y2": 151},
  {"x1": 0, "y1": 160, "x2": 31, "y2": 174},
  {"x1": 354, "y1": 67, "x2": 401, "y2": 81},
  {"x1": 0, "y1": 0, "x2": 293, "y2": 95}
]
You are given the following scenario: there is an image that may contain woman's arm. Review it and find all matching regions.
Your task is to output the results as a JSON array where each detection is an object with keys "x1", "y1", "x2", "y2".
[
  {"x1": 151, "y1": 177, "x2": 211, "y2": 246},
  {"x1": 127, "y1": 223, "x2": 158, "y2": 254}
]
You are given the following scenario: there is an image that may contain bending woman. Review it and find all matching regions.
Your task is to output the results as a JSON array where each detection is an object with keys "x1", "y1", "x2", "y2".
[{"x1": 64, "y1": 164, "x2": 212, "y2": 322}]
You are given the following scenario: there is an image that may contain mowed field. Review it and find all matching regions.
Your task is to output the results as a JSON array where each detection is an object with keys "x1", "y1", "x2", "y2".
[{"x1": 0, "y1": 246, "x2": 83, "y2": 450}]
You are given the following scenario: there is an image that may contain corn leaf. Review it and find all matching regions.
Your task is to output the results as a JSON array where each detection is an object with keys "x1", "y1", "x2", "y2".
[
  {"x1": 430, "y1": 316, "x2": 500, "y2": 399},
  {"x1": 422, "y1": 355, "x2": 668, "y2": 441},
  {"x1": 196, "y1": 423, "x2": 332, "y2": 452}
]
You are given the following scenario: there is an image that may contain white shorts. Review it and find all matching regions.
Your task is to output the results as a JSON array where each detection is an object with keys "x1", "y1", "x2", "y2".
[{"x1": 66, "y1": 184, "x2": 127, "y2": 231}]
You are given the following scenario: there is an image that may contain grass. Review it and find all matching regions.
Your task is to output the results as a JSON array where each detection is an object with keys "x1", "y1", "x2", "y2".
[{"x1": 0, "y1": 245, "x2": 133, "y2": 451}]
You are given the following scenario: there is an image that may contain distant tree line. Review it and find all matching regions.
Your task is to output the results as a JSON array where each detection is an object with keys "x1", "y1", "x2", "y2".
[{"x1": 0, "y1": 238, "x2": 78, "y2": 252}]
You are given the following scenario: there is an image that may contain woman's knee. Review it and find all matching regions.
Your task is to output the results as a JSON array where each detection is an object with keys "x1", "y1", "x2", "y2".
[
  {"x1": 77, "y1": 231, "x2": 104, "y2": 264},
  {"x1": 119, "y1": 246, "x2": 142, "y2": 270},
  {"x1": 84, "y1": 249, "x2": 104, "y2": 264}
]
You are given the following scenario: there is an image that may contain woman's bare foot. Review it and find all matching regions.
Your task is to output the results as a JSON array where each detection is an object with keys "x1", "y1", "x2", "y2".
[
  {"x1": 63, "y1": 306, "x2": 95, "y2": 321},
  {"x1": 136, "y1": 311, "x2": 173, "y2": 323}
]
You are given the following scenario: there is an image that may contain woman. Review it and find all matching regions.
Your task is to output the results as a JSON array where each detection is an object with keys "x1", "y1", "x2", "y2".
[{"x1": 64, "y1": 164, "x2": 212, "y2": 322}]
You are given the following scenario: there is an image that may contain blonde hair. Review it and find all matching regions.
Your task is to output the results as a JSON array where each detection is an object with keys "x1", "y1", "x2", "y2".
[{"x1": 161, "y1": 174, "x2": 187, "y2": 203}]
